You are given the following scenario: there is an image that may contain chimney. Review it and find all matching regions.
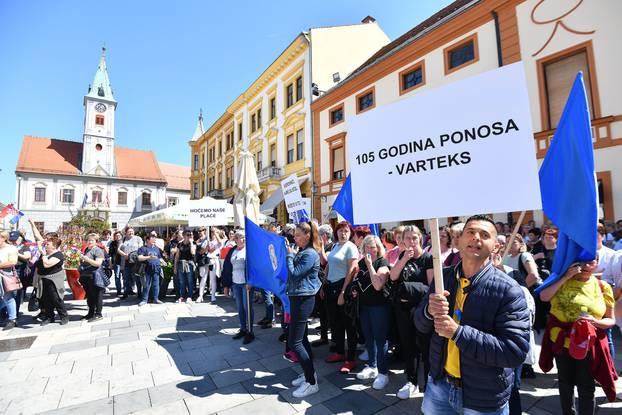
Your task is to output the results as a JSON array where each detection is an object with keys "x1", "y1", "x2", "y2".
[{"x1": 361, "y1": 15, "x2": 376, "y2": 24}]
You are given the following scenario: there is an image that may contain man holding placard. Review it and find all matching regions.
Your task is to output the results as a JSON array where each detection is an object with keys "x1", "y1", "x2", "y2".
[{"x1": 415, "y1": 215, "x2": 530, "y2": 414}]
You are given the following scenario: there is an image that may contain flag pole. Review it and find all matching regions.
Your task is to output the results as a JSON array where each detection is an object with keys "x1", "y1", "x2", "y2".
[
  {"x1": 502, "y1": 211, "x2": 526, "y2": 260},
  {"x1": 430, "y1": 218, "x2": 444, "y2": 293}
]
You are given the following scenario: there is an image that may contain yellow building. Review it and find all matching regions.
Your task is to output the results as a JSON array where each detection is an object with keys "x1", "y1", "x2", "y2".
[{"x1": 190, "y1": 17, "x2": 389, "y2": 224}]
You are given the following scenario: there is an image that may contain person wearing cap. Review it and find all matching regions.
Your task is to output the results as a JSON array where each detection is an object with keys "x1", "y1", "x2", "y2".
[{"x1": 539, "y1": 257, "x2": 617, "y2": 413}]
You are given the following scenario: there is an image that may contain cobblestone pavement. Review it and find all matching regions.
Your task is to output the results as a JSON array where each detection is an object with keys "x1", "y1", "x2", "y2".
[{"x1": 1, "y1": 291, "x2": 621, "y2": 415}]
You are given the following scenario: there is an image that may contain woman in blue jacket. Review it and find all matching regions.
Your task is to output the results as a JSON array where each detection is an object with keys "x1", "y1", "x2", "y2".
[{"x1": 286, "y1": 221, "x2": 322, "y2": 399}]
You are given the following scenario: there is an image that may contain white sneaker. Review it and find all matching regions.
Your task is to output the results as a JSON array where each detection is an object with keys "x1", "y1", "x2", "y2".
[
  {"x1": 358, "y1": 350, "x2": 369, "y2": 361},
  {"x1": 356, "y1": 365, "x2": 378, "y2": 380},
  {"x1": 196, "y1": 297, "x2": 203, "y2": 303},
  {"x1": 292, "y1": 381, "x2": 319, "y2": 398},
  {"x1": 292, "y1": 372, "x2": 317, "y2": 387},
  {"x1": 138, "y1": 301, "x2": 147, "y2": 306},
  {"x1": 373, "y1": 373, "x2": 389, "y2": 390},
  {"x1": 186, "y1": 297, "x2": 193, "y2": 303},
  {"x1": 396, "y1": 381, "x2": 417, "y2": 399}
]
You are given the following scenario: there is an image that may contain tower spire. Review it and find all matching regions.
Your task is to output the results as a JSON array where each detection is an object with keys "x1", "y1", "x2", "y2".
[
  {"x1": 86, "y1": 46, "x2": 115, "y2": 102},
  {"x1": 191, "y1": 109, "x2": 205, "y2": 141}
]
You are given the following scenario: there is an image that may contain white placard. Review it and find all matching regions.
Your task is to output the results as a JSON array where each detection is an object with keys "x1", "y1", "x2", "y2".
[
  {"x1": 281, "y1": 174, "x2": 304, "y2": 213},
  {"x1": 347, "y1": 62, "x2": 541, "y2": 224},
  {"x1": 188, "y1": 199, "x2": 232, "y2": 226}
]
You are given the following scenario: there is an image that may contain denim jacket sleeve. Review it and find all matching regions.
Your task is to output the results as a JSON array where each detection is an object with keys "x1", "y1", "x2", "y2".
[{"x1": 286, "y1": 249, "x2": 315, "y2": 280}]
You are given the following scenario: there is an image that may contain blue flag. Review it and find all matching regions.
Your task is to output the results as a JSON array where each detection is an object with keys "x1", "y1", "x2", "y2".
[
  {"x1": 292, "y1": 209, "x2": 310, "y2": 224},
  {"x1": 245, "y1": 217, "x2": 290, "y2": 312},
  {"x1": 332, "y1": 174, "x2": 380, "y2": 234},
  {"x1": 535, "y1": 72, "x2": 598, "y2": 293}
]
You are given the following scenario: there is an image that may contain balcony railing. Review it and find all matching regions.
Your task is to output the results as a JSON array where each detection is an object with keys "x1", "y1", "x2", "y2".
[
  {"x1": 257, "y1": 166, "x2": 283, "y2": 183},
  {"x1": 207, "y1": 189, "x2": 224, "y2": 199}
]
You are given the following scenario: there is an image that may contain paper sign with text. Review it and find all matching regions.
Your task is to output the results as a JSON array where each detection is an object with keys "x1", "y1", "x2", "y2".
[
  {"x1": 347, "y1": 62, "x2": 541, "y2": 224},
  {"x1": 188, "y1": 199, "x2": 232, "y2": 226},
  {"x1": 281, "y1": 174, "x2": 304, "y2": 213}
]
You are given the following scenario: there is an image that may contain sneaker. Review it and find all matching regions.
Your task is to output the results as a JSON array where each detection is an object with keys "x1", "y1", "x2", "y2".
[
  {"x1": 356, "y1": 365, "x2": 378, "y2": 380},
  {"x1": 138, "y1": 301, "x2": 147, "y2": 306},
  {"x1": 3, "y1": 320, "x2": 16, "y2": 331},
  {"x1": 373, "y1": 373, "x2": 389, "y2": 390},
  {"x1": 292, "y1": 381, "x2": 319, "y2": 398},
  {"x1": 87, "y1": 315, "x2": 104, "y2": 323},
  {"x1": 260, "y1": 321, "x2": 273, "y2": 329},
  {"x1": 278, "y1": 332, "x2": 288, "y2": 343},
  {"x1": 339, "y1": 361, "x2": 357, "y2": 374},
  {"x1": 196, "y1": 297, "x2": 203, "y2": 303},
  {"x1": 232, "y1": 330, "x2": 246, "y2": 340},
  {"x1": 257, "y1": 317, "x2": 270, "y2": 326},
  {"x1": 80, "y1": 314, "x2": 94, "y2": 321},
  {"x1": 243, "y1": 333, "x2": 255, "y2": 344},
  {"x1": 59, "y1": 317, "x2": 69, "y2": 325},
  {"x1": 292, "y1": 372, "x2": 317, "y2": 387},
  {"x1": 283, "y1": 351, "x2": 299, "y2": 363},
  {"x1": 397, "y1": 382, "x2": 417, "y2": 400},
  {"x1": 177, "y1": 297, "x2": 185, "y2": 303},
  {"x1": 325, "y1": 353, "x2": 346, "y2": 363},
  {"x1": 40, "y1": 318, "x2": 53, "y2": 326},
  {"x1": 155, "y1": 300, "x2": 164, "y2": 304},
  {"x1": 186, "y1": 297, "x2": 193, "y2": 304},
  {"x1": 358, "y1": 350, "x2": 369, "y2": 361}
]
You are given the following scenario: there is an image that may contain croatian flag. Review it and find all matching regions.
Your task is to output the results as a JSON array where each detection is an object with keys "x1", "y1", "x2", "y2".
[
  {"x1": 0, "y1": 204, "x2": 24, "y2": 225},
  {"x1": 535, "y1": 72, "x2": 598, "y2": 293},
  {"x1": 332, "y1": 174, "x2": 380, "y2": 236}
]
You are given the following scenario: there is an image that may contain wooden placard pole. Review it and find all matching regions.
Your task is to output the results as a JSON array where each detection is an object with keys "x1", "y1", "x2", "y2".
[
  {"x1": 430, "y1": 218, "x2": 444, "y2": 294},
  {"x1": 502, "y1": 211, "x2": 526, "y2": 260}
]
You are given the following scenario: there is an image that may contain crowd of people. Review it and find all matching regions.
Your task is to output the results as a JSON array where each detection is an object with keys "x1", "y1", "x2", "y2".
[{"x1": 1, "y1": 215, "x2": 622, "y2": 414}]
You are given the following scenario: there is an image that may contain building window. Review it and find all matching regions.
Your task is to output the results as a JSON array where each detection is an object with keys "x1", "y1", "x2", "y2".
[
  {"x1": 61, "y1": 188, "x2": 74, "y2": 204},
  {"x1": 95, "y1": 115, "x2": 104, "y2": 125},
  {"x1": 200, "y1": 180, "x2": 205, "y2": 197},
  {"x1": 542, "y1": 47, "x2": 595, "y2": 129},
  {"x1": 257, "y1": 108, "x2": 262, "y2": 128},
  {"x1": 92, "y1": 190, "x2": 102, "y2": 203},
  {"x1": 329, "y1": 104, "x2": 344, "y2": 127},
  {"x1": 118, "y1": 191, "x2": 127, "y2": 205},
  {"x1": 257, "y1": 150, "x2": 262, "y2": 171},
  {"x1": 193, "y1": 183, "x2": 199, "y2": 198},
  {"x1": 34, "y1": 222, "x2": 44, "y2": 234},
  {"x1": 356, "y1": 87, "x2": 375, "y2": 114},
  {"x1": 193, "y1": 154, "x2": 199, "y2": 172},
  {"x1": 218, "y1": 141, "x2": 222, "y2": 156},
  {"x1": 251, "y1": 113, "x2": 257, "y2": 133},
  {"x1": 286, "y1": 84, "x2": 294, "y2": 108},
  {"x1": 296, "y1": 129, "x2": 304, "y2": 161},
  {"x1": 142, "y1": 192, "x2": 151, "y2": 207},
  {"x1": 331, "y1": 146, "x2": 345, "y2": 180},
  {"x1": 34, "y1": 187, "x2": 46, "y2": 203},
  {"x1": 209, "y1": 147, "x2": 214, "y2": 162},
  {"x1": 444, "y1": 34, "x2": 478, "y2": 75},
  {"x1": 270, "y1": 97, "x2": 276, "y2": 120},
  {"x1": 238, "y1": 122, "x2": 243, "y2": 141},
  {"x1": 208, "y1": 176, "x2": 214, "y2": 190},
  {"x1": 270, "y1": 143, "x2": 277, "y2": 167},
  {"x1": 287, "y1": 134, "x2": 294, "y2": 164},
  {"x1": 399, "y1": 61, "x2": 425, "y2": 94},
  {"x1": 168, "y1": 197, "x2": 178, "y2": 207},
  {"x1": 295, "y1": 76, "x2": 303, "y2": 102},
  {"x1": 201, "y1": 153, "x2": 205, "y2": 169}
]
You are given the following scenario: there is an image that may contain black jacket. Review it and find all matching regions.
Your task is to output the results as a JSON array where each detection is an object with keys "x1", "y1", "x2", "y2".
[
  {"x1": 414, "y1": 262, "x2": 530, "y2": 412},
  {"x1": 220, "y1": 246, "x2": 237, "y2": 288}
]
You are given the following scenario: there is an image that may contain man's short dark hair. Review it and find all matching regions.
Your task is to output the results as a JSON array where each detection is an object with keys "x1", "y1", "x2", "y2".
[
  {"x1": 464, "y1": 214, "x2": 496, "y2": 232},
  {"x1": 529, "y1": 227, "x2": 541, "y2": 238}
]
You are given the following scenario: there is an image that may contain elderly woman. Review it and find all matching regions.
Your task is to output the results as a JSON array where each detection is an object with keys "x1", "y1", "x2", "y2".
[
  {"x1": 389, "y1": 225, "x2": 433, "y2": 399},
  {"x1": 79, "y1": 233, "x2": 106, "y2": 322},
  {"x1": 324, "y1": 221, "x2": 359, "y2": 373},
  {"x1": 355, "y1": 235, "x2": 391, "y2": 390},
  {"x1": 35, "y1": 236, "x2": 68, "y2": 325},
  {"x1": 503, "y1": 234, "x2": 541, "y2": 288},
  {"x1": 287, "y1": 221, "x2": 322, "y2": 398},
  {"x1": 0, "y1": 231, "x2": 19, "y2": 330},
  {"x1": 540, "y1": 259, "x2": 617, "y2": 414}
]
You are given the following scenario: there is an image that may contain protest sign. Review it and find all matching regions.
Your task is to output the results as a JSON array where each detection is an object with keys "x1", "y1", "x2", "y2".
[
  {"x1": 281, "y1": 174, "x2": 304, "y2": 213},
  {"x1": 188, "y1": 199, "x2": 232, "y2": 226},
  {"x1": 347, "y1": 62, "x2": 541, "y2": 225}
]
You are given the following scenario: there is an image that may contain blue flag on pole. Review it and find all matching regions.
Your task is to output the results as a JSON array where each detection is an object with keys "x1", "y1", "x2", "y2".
[
  {"x1": 245, "y1": 217, "x2": 290, "y2": 312},
  {"x1": 332, "y1": 174, "x2": 380, "y2": 236},
  {"x1": 535, "y1": 72, "x2": 598, "y2": 293}
]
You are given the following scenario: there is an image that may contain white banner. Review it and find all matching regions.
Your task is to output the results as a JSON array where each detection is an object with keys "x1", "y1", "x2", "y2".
[
  {"x1": 347, "y1": 62, "x2": 541, "y2": 224},
  {"x1": 188, "y1": 199, "x2": 232, "y2": 226},
  {"x1": 281, "y1": 174, "x2": 304, "y2": 213}
]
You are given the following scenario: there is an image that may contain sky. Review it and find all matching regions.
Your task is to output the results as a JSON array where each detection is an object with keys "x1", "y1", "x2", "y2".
[{"x1": 0, "y1": 0, "x2": 454, "y2": 203}]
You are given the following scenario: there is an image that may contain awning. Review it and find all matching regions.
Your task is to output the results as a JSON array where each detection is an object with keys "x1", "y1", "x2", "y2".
[{"x1": 260, "y1": 176, "x2": 308, "y2": 214}]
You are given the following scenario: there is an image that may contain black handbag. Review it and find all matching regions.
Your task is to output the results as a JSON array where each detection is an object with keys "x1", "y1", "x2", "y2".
[{"x1": 28, "y1": 288, "x2": 40, "y2": 312}]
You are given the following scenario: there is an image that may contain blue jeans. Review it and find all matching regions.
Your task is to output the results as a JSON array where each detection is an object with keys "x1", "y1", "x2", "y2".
[
  {"x1": 0, "y1": 291, "x2": 17, "y2": 320},
  {"x1": 422, "y1": 375, "x2": 509, "y2": 415},
  {"x1": 114, "y1": 264, "x2": 123, "y2": 294},
  {"x1": 262, "y1": 289, "x2": 274, "y2": 321},
  {"x1": 289, "y1": 295, "x2": 316, "y2": 384},
  {"x1": 142, "y1": 269, "x2": 160, "y2": 302},
  {"x1": 178, "y1": 269, "x2": 194, "y2": 299},
  {"x1": 508, "y1": 365, "x2": 522, "y2": 415},
  {"x1": 232, "y1": 283, "x2": 254, "y2": 333},
  {"x1": 123, "y1": 264, "x2": 140, "y2": 295},
  {"x1": 359, "y1": 304, "x2": 390, "y2": 374},
  {"x1": 606, "y1": 328, "x2": 615, "y2": 357}
]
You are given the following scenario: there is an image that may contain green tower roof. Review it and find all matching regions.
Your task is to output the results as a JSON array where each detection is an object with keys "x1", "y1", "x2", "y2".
[{"x1": 86, "y1": 47, "x2": 115, "y2": 102}]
